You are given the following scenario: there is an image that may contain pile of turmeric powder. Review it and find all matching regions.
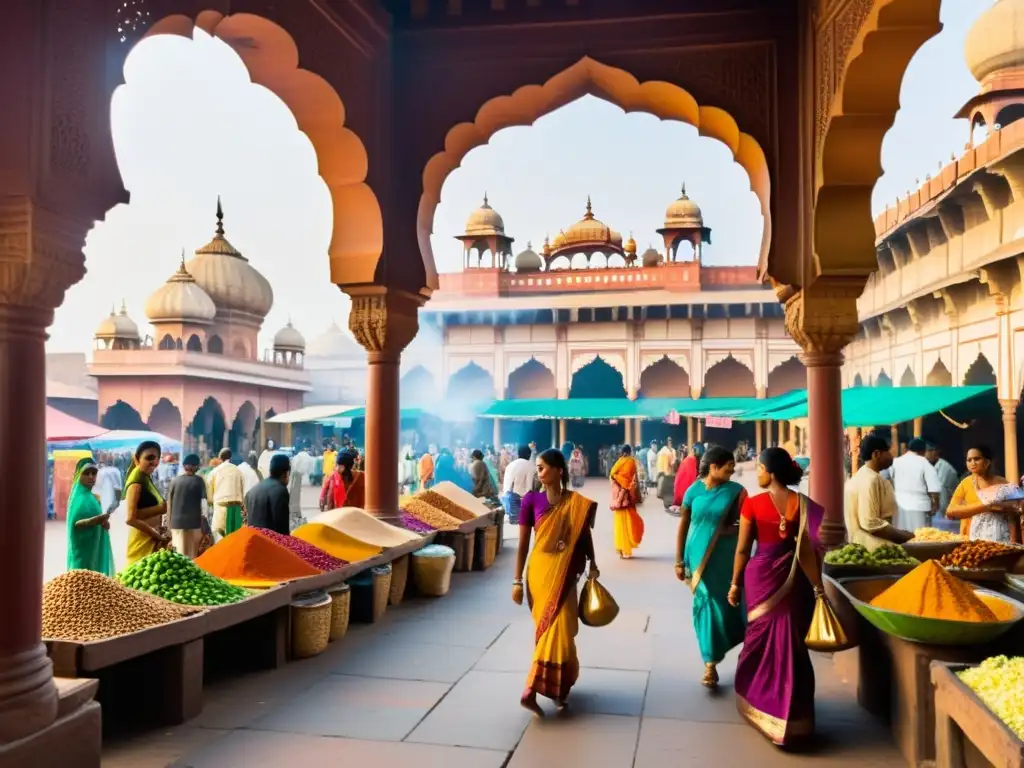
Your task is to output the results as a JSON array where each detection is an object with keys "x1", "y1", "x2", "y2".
[{"x1": 869, "y1": 560, "x2": 1016, "y2": 623}]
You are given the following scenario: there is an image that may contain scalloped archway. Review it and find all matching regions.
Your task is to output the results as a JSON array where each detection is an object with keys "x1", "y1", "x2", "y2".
[
  {"x1": 419, "y1": 56, "x2": 771, "y2": 289},
  {"x1": 141, "y1": 12, "x2": 383, "y2": 285},
  {"x1": 814, "y1": 0, "x2": 942, "y2": 280}
]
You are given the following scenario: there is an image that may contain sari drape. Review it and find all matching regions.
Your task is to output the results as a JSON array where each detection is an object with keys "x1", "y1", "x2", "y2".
[
  {"x1": 525, "y1": 492, "x2": 595, "y2": 701},
  {"x1": 609, "y1": 456, "x2": 644, "y2": 556},
  {"x1": 674, "y1": 455, "x2": 699, "y2": 506},
  {"x1": 682, "y1": 481, "x2": 747, "y2": 664},
  {"x1": 735, "y1": 494, "x2": 823, "y2": 745},
  {"x1": 124, "y1": 463, "x2": 165, "y2": 567},
  {"x1": 66, "y1": 458, "x2": 115, "y2": 576}
]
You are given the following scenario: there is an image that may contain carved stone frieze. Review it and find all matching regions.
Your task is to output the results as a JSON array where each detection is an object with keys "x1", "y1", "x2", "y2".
[
  {"x1": 346, "y1": 289, "x2": 423, "y2": 358},
  {"x1": 47, "y1": 0, "x2": 94, "y2": 179},
  {"x1": 784, "y1": 277, "x2": 865, "y2": 361},
  {"x1": 815, "y1": 0, "x2": 874, "y2": 153},
  {"x1": 0, "y1": 198, "x2": 88, "y2": 314}
]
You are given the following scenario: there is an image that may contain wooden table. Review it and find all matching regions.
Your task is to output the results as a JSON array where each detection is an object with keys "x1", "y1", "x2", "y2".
[{"x1": 932, "y1": 662, "x2": 1024, "y2": 768}]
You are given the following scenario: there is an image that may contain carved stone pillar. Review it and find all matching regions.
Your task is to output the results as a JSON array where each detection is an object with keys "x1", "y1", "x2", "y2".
[
  {"x1": 347, "y1": 290, "x2": 422, "y2": 520},
  {"x1": 1001, "y1": 399, "x2": 1020, "y2": 484},
  {"x1": 755, "y1": 420, "x2": 763, "y2": 455},
  {"x1": 785, "y1": 280, "x2": 863, "y2": 547},
  {"x1": 558, "y1": 419, "x2": 567, "y2": 447}
]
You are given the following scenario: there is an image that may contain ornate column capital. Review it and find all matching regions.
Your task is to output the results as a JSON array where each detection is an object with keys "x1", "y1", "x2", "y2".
[
  {"x1": 784, "y1": 277, "x2": 865, "y2": 366},
  {"x1": 0, "y1": 197, "x2": 90, "y2": 319},
  {"x1": 343, "y1": 287, "x2": 424, "y2": 363}
]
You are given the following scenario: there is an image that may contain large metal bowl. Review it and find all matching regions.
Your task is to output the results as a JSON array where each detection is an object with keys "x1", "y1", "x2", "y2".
[
  {"x1": 902, "y1": 540, "x2": 963, "y2": 562},
  {"x1": 831, "y1": 575, "x2": 1024, "y2": 646}
]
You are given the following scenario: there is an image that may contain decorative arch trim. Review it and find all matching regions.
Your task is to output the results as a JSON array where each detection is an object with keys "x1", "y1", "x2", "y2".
[
  {"x1": 142, "y1": 12, "x2": 383, "y2": 285},
  {"x1": 570, "y1": 352, "x2": 627, "y2": 380},
  {"x1": 768, "y1": 353, "x2": 804, "y2": 375},
  {"x1": 705, "y1": 351, "x2": 755, "y2": 376},
  {"x1": 146, "y1": 397, "x2": 182, "y2": 425},
  {"x1": 640, "y1": 353, "x2": 689, "y2": 376},
  {"x1": 420, "y1": 56, "x2": 771, "y2": 289},
  {"x1": 448, "y1": 358, "x2": 495, "y2": 379},
  {"x1": 505, "y1": 355, "x2": 556, "y2": 383}
]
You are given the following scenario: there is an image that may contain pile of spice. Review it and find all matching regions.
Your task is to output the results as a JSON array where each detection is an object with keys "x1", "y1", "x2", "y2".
[
  {"x1": 401, "y1": 497, "x2": 462, "y2": 531},
  {"x1": 293, "y1": 522, "x2": 383, "y2": 563},
  {"x1": 415, "y1": 490, "x2": 476, "y2": 522},
  {"x1": 253, "y1": 527, "x2": 348, "y2": 571},
  {"x1": 429, "y1": 482, "x2": 494, "y2": 517},
  {"x1": 44, "y1": 570, "x2": 200, "y2": 641},
  {"x1": 400, "y1": 510, "x2": 436, "y2": 535},
  {"x1": 195, "y1": 527, "x2": 322, "y2": 587},
  {"x1": 869, "y1": 560, "x2": 1010, "y2": 622},
  {"x1": 118, "y1": 549, "x2": 248, "y2": 605},
  {"x1": 958, "y1": 656, "x2": 1024, "y2": 739},
  {"x1": 311, "y1": 507, "x2": 422, "y2": 547},
  {"x1": 938, "y1": 540, "x2": 1023, "y2": 569},
  {"x1": 910, "y1": 527, "x2": 965, "y2": 543}
]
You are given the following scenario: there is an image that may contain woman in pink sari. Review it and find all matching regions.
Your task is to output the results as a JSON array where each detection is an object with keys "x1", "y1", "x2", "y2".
[{"x1": 728, "y1": 447, "x2": 825, "y2": 746}]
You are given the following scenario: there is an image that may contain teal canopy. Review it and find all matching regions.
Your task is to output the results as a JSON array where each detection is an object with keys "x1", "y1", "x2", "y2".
[
  {"x1": 741, "y1": 385, "x2": 994, "y2": 427},
  {"x1": 480, "y1": 397, "x2": 769, "y2": 421}
]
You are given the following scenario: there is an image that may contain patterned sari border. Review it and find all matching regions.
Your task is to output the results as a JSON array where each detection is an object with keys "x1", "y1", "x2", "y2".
[
  {"x1": 736, "y1": 695, "x2": 814, "y2": 745},
  {"x1": 532, "y1": 495, "x2": 591, "y2": 644},
  {"x1": 690, "y1": 486, "x2": 745, "y2": 594}
]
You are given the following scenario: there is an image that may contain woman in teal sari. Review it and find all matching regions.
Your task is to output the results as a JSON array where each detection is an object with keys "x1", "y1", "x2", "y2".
[
  {"x1": 675, "y1": 445, "x2": 747, "y2": 688},
  {"x1": 66, "y1": 457, "x2": 115, "y2": 576}
]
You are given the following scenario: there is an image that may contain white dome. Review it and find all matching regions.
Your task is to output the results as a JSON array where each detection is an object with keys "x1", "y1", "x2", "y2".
[
  {"x1": 514, "y1": 242, "x2": 543, "y2": 272},
  {"x1": 463, "y1": 194, "x2": 506, "y2": 236},
  {"x1": 145, "y1": 260, "x2": 217, "y2": 324},
  {"x1": 273, "y1": 321, "x2": 306, "y2": 351},
  {"x1": 307, "y1": 321, "x2": 363, "y2": 359},
  {"x1": 185, "y1": 199, "x2": 273, "y2": 320},
  {"x1": 95, "y1": 302, "x2": 139, "y2": 340}
]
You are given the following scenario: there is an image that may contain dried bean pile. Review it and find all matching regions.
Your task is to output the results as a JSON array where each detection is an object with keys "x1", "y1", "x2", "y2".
[
  {"x1": 44, "y1": 570, "x2": 200, "y2": 641},
  {"x1": 416, "y1": 490, "x2": 476, "y2": 522},
  {"x1": 400, "y1": 510, "x2": 436, "y2": 535},
  {"x1": 939, "y1": 540, "x2": 1023, "y2": 569},
  {"x1": 403, "y1": 498, "x2": 463, "y2": 531},
  {"x1": 253, "y1": 528, "x2": 348, "y2": 571}
]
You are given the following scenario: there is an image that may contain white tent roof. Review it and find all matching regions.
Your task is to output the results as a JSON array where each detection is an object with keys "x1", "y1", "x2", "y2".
[{"x1": 268, "y1": 404, "x2": 361, "y2": 424}]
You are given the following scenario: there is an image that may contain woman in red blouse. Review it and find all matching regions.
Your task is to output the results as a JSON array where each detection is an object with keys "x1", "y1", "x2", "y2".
[{"x1": 727, "y1": 447, "x2": 825, "y2": 746}]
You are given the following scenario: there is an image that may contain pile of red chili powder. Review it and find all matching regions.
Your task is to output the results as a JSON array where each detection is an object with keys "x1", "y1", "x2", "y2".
[{"x1": 252, "y1": 528, "x2": 348, "y2": 572}]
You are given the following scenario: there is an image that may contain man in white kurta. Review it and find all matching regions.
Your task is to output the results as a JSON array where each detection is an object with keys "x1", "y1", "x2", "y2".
[{"x1": 888, "y1": 437, "x2": 941, "y2": 531}]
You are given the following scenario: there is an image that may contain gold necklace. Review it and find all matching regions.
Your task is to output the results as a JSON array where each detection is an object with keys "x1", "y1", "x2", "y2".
[{"x1": 771, "y1": 491, "x2": 789, "y2": 536}]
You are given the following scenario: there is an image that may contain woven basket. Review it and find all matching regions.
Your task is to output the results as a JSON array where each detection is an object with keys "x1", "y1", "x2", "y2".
[
  {"x1": 473, "y1": 525, "x2": 498, "y2": 571},
  {"x1": 439, "y1": 531, "x2": 474, "y2": 572},
  {"x1": 326, "y1": 583, "x2": 351, "y2": 642},
  {"x1": 371, "y1": 565, "x2": 392, "y2": 621},
  {"x1": 413, "y1": 550, "x2": 456, "y2": 597},
  {"x1": 389, "y1": 555, "x2": 409, "y2": 606},
  {"x1": 495, "y1": 512, "x2": 505, "y2": 554},
  {"x1": 290, "y1": 591, "x2": 333, "y2": 659}
]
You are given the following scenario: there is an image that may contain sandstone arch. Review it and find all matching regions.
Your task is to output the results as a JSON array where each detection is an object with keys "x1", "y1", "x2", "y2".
[
  {"x1": 704, "y1": 356, "x2": 756, "y2": 399},
  {"x1": 507, "y1": 359, "x2": 556, "y2": 400},
  {"x1": 964, "y1": 354, "x2": 997, "y2": 386},
  {"x1": 876, "y1": 370, "x2": 893, "y2": 388},
  {"x1": 639, "y1": 357, "x2": 690, "y2": 398},
  {"x1": 140, "y1": 12, "x2": 382, "y2": 286},
  {"x1": 853, "y1": 373, "x2": 864, "y2": 387},
  {"x1": 101, "y1": 400, "x2": 146, "y2": 431},
  {"x1": 767, "y1": 356, "x2": 807, "y2": 397},
  {"x1": 926, "y1": 360, "x2": 953, "y2": 387},
  {"x1": 570, "y1": 357, "x2": 626, "y2": 399},
  {"x1": 899, "y1": 365, "x2": 917, "y2": 388},
  {"x1": 815, "y1": 1, "x2": 942, "y2": 280},
  {"x1": 420, "y1": 56, "x2": 771, "y2": 289},
  {"x1": 401, "y1": 366, "x2": 439, "y2": 408},
  {"x1": 147, "y1": 398, "x2": 182, "y2": 439}
]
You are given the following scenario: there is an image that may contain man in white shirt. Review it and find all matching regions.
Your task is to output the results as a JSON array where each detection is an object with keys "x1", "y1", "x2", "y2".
[
  {"x1": 94, "y1": 452, "x2": 123, "y2": 514},
  {"x1": 501, "y1": 444, "x2": 536, "y2": 525},
  {"x1": 888, "y1": 437, "x2": 941, "y2": 531},
  {"x1": 844, "y1": 433, "x2": 913, "y2": 550},
  {"x1": 289, "y1": 445, "x2": 316, "y2": 530},
  {"x1": 646, "y1": 441, "x2": 659, "y2": 485},
  {"x1": 926, "y1": 441, "x2": 962, "y2": 531},
  {"x1": 206, "y1": 448, "x2": 246, "y2": 538}
]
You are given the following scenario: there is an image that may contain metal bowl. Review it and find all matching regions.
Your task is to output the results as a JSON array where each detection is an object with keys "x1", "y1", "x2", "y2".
[
  {"x1": 831, "y1": 575, "x2": 1024, "y2": 646},
  {"x1": 902, "y1": 540, "x2": 963, "y2": 562}
]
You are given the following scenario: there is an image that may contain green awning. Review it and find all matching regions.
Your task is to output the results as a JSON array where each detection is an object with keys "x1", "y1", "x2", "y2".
[
  {"x1": 726, "y1": 390, "x2": 809, "y2": 421},
  {"x1": 754, "y1": 385, "x2": 994, "y2": 427},
  {"x1": 481, "y1": 397, "x2": 770, "y2": 421}
]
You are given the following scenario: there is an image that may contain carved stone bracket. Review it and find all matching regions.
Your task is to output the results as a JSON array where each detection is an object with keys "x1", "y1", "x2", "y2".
[
  {"x1": 345, "y1": 288, "x2": 424, "y2": 362},
  {"x1": 784, "y1": 277, "x2": 865, "y2": 363}
]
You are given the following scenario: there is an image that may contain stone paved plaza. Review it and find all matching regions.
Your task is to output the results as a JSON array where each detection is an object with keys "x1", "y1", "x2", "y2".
[{"x1": 97, "y1": 478, "x2": 903, "y2": 767}]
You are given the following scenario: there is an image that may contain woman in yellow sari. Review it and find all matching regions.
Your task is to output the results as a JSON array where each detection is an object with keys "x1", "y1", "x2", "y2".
[
  {"x1": 513, "y1": 448, "x2": 599, "y2": 717},
  {"x1": 610, "y1": 445, "x2": 645, "y2": 559},
  {"x1": 124, "y1": 440, "x2": 169, "y2": 566}
]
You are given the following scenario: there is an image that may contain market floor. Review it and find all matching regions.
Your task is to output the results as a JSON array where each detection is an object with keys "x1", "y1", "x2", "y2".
[{"x1": 101, "y1": 477, "x2": 902, "y2": 768}]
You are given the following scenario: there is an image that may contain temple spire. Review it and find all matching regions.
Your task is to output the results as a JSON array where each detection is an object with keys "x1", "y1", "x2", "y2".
[
  {"x1": 215, "y1": 196, "x2": 225, "y2": 236},
  {"x1": 681, "y1": 182, "x2": 687, "y2": 197},
  {"x1": 584, "y1": 195, "x2": 594, "y2": 219},
  {"x1": 482, "y1": 192, "x2": 490, "y2": 208}
]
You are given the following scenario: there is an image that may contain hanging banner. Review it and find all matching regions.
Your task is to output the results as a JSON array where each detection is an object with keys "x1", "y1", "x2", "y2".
[
  {"x1": 705, "y1": 416, "x2": 734, "y2": 429},
  {"x1": 664, "y1": 409, "x2": 681, "y2": 426}
]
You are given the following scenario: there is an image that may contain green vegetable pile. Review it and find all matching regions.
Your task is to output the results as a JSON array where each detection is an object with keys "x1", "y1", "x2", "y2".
[
  {"x1": 825, "y1": 543, "x2": 918, "y2": 567},
  {"x1": 958, "y1": 656, "x2": 1024, "y2": 739},
  {"x1": 118, "y1": 549, "x2": 248, "y2": 606}
]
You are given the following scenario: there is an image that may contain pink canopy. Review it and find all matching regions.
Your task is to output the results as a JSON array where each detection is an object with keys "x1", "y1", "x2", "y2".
[{"x1": 46, "y1": 406, "x2": 106, "y2": 442}]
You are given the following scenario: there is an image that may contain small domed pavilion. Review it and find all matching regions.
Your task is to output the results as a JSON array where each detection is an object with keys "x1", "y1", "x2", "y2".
[{"x1": 455, "y1": 194, "x2": 515, "y2": 270}]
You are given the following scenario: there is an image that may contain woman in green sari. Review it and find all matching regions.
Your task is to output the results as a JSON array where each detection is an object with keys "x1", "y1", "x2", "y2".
[
  {"x1": 675, "y1": 445, "x2": 747, "y2": 689},
  {"x1": 66, "y1": 457, "x2": 116, "y2": 576}
]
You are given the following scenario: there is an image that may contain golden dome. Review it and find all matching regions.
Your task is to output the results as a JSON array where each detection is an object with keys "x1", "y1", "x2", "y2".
[
  {"x1": 145, "y1": 255, "x2": 217, "y2": 324},
  {"x1": 664, "y1": 184, "x2": 704, "y2": 229},
  {"x1": 515, "y1": 242, "x2": 543, "y2": 273},
  {"x1": 273, "y1": 320, "x2": 306, "y2": 351},
  {"x1": 552, "y1": 230, "x2": 567, "y2": 248},
  {"x1": 641, "y1": 246, "x2": 663, "y2": 267},
  {"x1": 965, "y1": 0, "x2": 1024, "y2": 83},
  {"x1": 185, "y1": 198, "x2": 274, "y2": 321},
  {"x1": 550, "y1": 197, "x2": 623, "y2": 256},
  {"x1": 624, "y1": 233, "x2": 637, "y2": 254},
  {"x1": 95, "y1": 301, "x2": 139, "y2": 340},
  {"x1": 463, "y1": 193, "x2": 506, "y2": 236}
]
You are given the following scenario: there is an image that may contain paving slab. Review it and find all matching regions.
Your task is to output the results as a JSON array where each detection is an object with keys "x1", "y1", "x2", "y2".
[
  {"x1": 169, "y1": 729, "x2": 509, "y2": 768},
  {"x1": 507, "y1": 713, "x2": 641, "y2": 768},
  {"x1": 325, "y1": 636, "x2": 485, "y2": 683},
  {"x1": 249, "y1": 674, "x2": 451, "y2": 740}
]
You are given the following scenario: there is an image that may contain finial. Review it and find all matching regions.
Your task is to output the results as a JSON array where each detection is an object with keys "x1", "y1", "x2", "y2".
[
  {"x1": 482, "y1": 192, "x2": 490, "y2": 208},
  {"x1": 527, "y1": 240, "x2": 532, "y2": 249},
  {"x1": 215, "y1": 195, "x2": 224, "y2": 236},
  {"x1": 681, "y1": 182, "x2": 687, "y2": 197},
  {"x1": 110, "y1": 303, "x2": 116, "y2": 315},
  {"x1": 584, "y1": 195, "x2": 593, "y2": 219},
  {"x1": 180, "y1": 248, "x2": 186, "y2": 267},
  {"x1": 119, "y1": 299, "x2": 127, "y2": 315}
]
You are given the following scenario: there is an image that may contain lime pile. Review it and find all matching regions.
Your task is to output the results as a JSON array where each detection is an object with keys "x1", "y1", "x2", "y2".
[
  {"x1": 825, "y1": 543, "x2": 918, "y2": 567},
  {"x1": 958, "y1": 656, "x2": 1024, "y2": 738},
  {"x1": 118, "y1": 549, "x2": 248, "y2": 606}
]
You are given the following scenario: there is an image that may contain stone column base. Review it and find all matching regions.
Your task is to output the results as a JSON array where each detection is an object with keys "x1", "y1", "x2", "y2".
[{"x1": 0, "y1": 700, "x2": 100, "y2": 768}]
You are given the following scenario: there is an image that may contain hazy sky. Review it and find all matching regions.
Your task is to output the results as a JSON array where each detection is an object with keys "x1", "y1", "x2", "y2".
[{"x1": 49, "y1": 1, "x2": 984, "y2": 353}]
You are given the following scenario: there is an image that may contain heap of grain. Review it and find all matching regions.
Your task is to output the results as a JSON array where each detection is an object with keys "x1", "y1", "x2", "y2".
[
  {"x1": 44, "y1": 570, "x2": 200, "y2": 641},
  {"x1": 415, "y1": 490, "x2": 475, "y2": 522},
  {"x1": 400, "y1": 495, "x2": 462, "y2": 531},
  {"x1": 870, "y1": 560, "x2": 1015, "y2": 622}
]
